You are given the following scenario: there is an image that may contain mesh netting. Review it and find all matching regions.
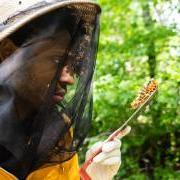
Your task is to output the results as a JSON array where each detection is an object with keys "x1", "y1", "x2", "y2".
[{"x1": 0, "y1": 4, "x2": 100, "y2": 178}]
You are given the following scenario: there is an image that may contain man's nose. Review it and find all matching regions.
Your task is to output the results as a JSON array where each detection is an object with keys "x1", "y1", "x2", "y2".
[{"x1": 59, "y1": 66, "x2": 75, "y2": 85}]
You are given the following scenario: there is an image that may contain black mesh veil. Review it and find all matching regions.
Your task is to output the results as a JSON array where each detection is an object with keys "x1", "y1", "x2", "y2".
[{"x1": 0, "y1": 3, "x2": 100, "y2": 178}]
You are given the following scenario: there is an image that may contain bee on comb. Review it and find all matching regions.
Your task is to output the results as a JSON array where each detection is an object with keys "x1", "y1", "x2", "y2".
[{"x1": 131, "y1": 79, "x2": 158, "y2": 109}]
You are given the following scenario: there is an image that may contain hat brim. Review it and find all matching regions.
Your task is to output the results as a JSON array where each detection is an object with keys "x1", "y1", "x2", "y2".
[{"x1": 0, "y1": 0, "x2": 101, "y2": 42}]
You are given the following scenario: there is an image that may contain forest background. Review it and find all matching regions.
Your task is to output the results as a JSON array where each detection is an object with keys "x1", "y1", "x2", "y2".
[{"x1": 79, "y1": 0, "x2": 180, "y2": 179}]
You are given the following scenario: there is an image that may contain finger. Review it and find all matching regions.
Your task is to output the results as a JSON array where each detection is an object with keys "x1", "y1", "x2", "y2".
[
  {"x1": 116, "y1": 126, "x2": 131, "y2": 139},
  {"x1": 93, "y1": 149, "x2": 120, "y2": 163},
  {"x1": 123, "y1": 125, "x2": 131, "y2": 136},
  {"x1": 90, "y1": 141, "x2": 103, "y2": 154},
  {"x1": 86, "y1": 141, "x2": 103, "y2": 160},
  {"x1": 101, "y1": 156, "x2": 121, "y2": 166},
  {"x1": 102, "y1": 139, "x2": 121, "y2": 153}
]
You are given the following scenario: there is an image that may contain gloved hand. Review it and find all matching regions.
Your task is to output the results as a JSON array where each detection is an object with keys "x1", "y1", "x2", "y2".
[{"x1": 85, "y1": 138, "x2": 121, "y2": 180}]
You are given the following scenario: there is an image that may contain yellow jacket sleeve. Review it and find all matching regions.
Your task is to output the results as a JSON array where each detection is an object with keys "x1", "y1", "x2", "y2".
[
  {"x1": 0, "y1": 167, "x2": 17, "y2": 180},
  {"x1": 27, "y1": 154, "x2": 80, "y2": 180}
]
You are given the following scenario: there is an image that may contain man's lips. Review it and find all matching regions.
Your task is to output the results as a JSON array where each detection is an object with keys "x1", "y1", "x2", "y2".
[{"x1": 53, "y1": 89, "x2": 66, "y2": 102}]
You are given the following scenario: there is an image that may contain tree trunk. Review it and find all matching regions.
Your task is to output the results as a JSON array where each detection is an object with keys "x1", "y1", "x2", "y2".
[{"x1": 142, "y1": 2, "x2": 156, "y2": 78}]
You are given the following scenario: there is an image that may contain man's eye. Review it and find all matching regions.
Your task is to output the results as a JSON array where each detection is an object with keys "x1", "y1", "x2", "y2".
[{"x1": 70, "y1": 61, "x2": 83, "y2": 75}]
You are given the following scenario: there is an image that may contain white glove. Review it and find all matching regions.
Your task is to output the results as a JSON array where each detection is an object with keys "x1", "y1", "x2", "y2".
[{"x1": 85, "y1": 138, "x2": 121, "y2": 180}]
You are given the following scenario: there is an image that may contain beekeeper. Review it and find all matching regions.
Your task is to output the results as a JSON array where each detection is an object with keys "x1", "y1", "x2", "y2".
[{"x1": 0, "y1": 1, "x2": 123, "y2": 179}]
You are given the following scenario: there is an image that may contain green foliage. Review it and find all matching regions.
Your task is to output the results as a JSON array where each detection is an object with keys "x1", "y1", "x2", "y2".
[{"x1": 79, "y1": 0, "x2": 180, "y2": 179}]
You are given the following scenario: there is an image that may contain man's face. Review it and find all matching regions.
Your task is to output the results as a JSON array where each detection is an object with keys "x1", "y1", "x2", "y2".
[
  {"x1": 23, "y1": 34, "x2": 75, "y2": 106},
  {"x1": 2, "y1": 31, "x2": 76, "y2": 107}
]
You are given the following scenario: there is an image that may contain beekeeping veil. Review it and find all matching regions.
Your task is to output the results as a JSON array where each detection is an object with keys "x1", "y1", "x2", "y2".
[{"x1": 0, "y1": 0, "x2": 101, "y2": 178}]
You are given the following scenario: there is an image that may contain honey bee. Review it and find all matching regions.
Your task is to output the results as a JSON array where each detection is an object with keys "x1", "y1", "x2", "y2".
[{"x1": 131, "y1": 79, "x2": 158, "y2": 109}]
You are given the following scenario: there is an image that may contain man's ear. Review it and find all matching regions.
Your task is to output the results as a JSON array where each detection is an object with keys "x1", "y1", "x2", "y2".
[{"x1": 0, "y1": 38, "x2": 17, "y2": 63}]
